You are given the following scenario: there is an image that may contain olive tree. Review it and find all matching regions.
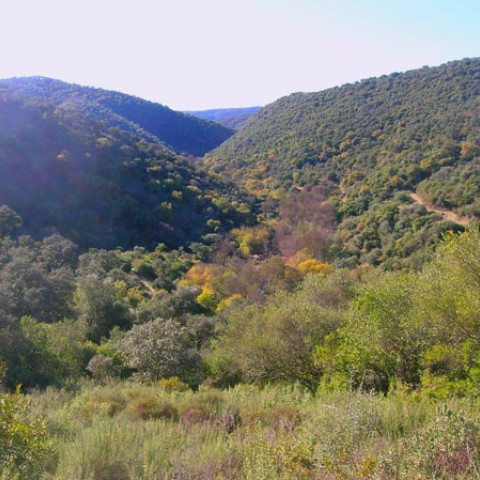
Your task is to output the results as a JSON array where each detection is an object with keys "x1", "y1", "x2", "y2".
[{"x1": 120, "y1": 318, "x2": 201, "y2": 383}]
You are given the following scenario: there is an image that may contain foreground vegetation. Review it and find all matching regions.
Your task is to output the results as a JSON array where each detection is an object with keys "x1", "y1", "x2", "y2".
[
  {"x1": 3, "y1": 229, "x2": 480, "y2": 478},
  {"x1": 3, "y1": 382, "x2": 480, "y2": 479}
]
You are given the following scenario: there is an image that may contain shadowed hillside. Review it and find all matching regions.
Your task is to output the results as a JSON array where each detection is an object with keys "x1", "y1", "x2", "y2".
[
  {"x1": 0, "y1": 85, "x2": 254, "y2": 249},
  {"x1": 0, "y1": 77, "x2": 234, "y2": 156}
]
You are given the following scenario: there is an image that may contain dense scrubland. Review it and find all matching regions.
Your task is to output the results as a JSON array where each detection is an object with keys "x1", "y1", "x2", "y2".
[
  {"x1": 2, "y1": 59, "x2": 480, "y2": 479},
  {"x1": 4, "y1": 228, "x2": 480, "y2": 479}
]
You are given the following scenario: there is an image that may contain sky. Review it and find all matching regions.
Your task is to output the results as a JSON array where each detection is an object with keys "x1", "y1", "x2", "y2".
[{"x1": 0, "y1": 0, "x2": 479, "y2": 110}]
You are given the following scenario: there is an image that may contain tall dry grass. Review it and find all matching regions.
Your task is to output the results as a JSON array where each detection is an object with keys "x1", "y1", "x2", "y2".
[{"x1": 25, "y1": 380, "x2": 480, "y2": 480}]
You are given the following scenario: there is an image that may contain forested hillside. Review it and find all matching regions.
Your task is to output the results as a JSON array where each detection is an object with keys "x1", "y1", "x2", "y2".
[
  {"x1": 4, "y1": 60, "x2": 480, "y2": 480},
  {"x1": 0, "y1": 85, "x2": 254, "y2": 249},
  {"x1": 206, "y1": 58, "x2": 480, "y2": 267},
  {"x1": 0, "y1": 77, "x2": 234, "y2": 156},
  {"x1": 207, "y1": 58, "x2": 480, "y2": 199}
]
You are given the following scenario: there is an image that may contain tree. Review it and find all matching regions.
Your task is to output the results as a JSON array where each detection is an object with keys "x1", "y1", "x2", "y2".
[
  {"x1": 353, "y1": 271, "x2": 423, "y2": 388},
  {"x1": 416, "y1": 229, "x2": 480, "y2": 346},
  {"x1": 120, "y1": 318, "x2": 201, "y2": 384},
  {"x1": 0, "y1": 236, "x2": 76, "y2": 323},
  {"x1": 75, "y1": 276, "x2": 132, "y2": 342},
  {"x1": 414, "y1": 230, "x2": 480, "y2": 390},
  {"x1": 0, "y1": 320, "x2": 42, "y2": 389},
  {"x1": 38, "y1": 234, "x2": 78, "y2": 270},
  {"x1": 209, "y1": 272, "x2": 351, "y2": 391},
  {"x1": 0, "y1": 390, "x2": 51, "y2": 479},
  {"x1": 0, "y1": 206, "x2": 22, "y2": 238},
  {"x1": 315, "y1": 269, "x2": 426, "y2": 393},
  {"x1": 0, "y1": 317, "x2": 91, "y2": 389},
  {"x1": 135, "y1": 286, "x2": 204, "y2": 323}
]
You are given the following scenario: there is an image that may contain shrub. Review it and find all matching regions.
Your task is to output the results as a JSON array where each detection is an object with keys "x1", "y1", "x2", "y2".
[
  {"x1": 121, "y1": 318, "x2": 201, "y2": 383},
  {"x1": 402, "y1": 407, "x2": 480, "y2": 479},
  {"x1": 0, "y1": 390, "x2": 51, "y2": 479},
  {"x1": 72, "y1": 388, "x2": 127, "y2": 419},
  {"x1": 242, "y1": 425, "x2": 315, "y2": 480},
  {"x1": 158, "y1": 376, "x2": 190, "y2": 393},
  {"x1": 127, "y1": 396, "x2": 178, "y2": 421},
  {"x1": 86, "y1": 354, "x2": 121, "y2": 381}
]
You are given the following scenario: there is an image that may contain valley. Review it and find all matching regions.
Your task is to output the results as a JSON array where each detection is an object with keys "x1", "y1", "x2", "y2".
[{"x1": 1, "y1": 58, "x2": 480, "y2": 479}]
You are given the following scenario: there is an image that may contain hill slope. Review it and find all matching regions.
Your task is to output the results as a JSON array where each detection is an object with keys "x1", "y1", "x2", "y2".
[
  {"x1": 0, "y1": 77, "x2": 234, "y2": 156},
  {"x1": 206, "y1": 58, "x2": 480, "y2": 267},
  {"x1": 207, "y1": 58, "x2": 480, "y2": 202},
  {"x1": 0, "y1": 85, "x2": 254, "y2": 249}
]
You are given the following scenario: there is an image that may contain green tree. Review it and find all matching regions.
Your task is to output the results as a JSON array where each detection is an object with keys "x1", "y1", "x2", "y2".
[
  {"x1": 0, "y1": 390, "x2": 51, "y2": 479},
  {"x1": 317, "y1": 270, "x2": 423, "y2": 392},
  {"x1": 120, "y1": 318, "x2": 201, "y2": 384},
  {"x1": 414, "y1": 229, "x2": 480, "y2": 391},
  {"x1": 209, "y1": 272, "x2": 351, "y2": 391},
  {"x1": 75, "y1": 276, "x2": 132, "y2": 342},
  {"x1": 0, "y1": 235, "x2": 76, "y2": 323},
  {"x1": 416, "y1": 229, "x2": 480, "y2": 346},
  {"x1": 0, "y1": 206, "x2": 22, "y2": 238}
]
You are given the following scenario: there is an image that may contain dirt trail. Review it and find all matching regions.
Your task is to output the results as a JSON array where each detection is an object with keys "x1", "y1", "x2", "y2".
[
  {"x1": 140, "y1": 280, "x2": 157, "y2": 297},
  {"x1": 410, "y1": 193, "x2": 472, "y2": 227}
]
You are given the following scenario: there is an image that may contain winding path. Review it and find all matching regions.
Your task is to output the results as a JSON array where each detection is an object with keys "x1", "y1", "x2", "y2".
[
  {"x1": 409, "y1": 193, "x2": 472, "y2": 227},
  {"x1": 140, "y1": 279, "x2": 157, "y2": 297}
]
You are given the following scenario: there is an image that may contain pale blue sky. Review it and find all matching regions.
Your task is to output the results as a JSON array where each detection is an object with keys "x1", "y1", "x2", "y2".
[{"x1": 0, "y1": 0, "x2": 478, "y2": 110}]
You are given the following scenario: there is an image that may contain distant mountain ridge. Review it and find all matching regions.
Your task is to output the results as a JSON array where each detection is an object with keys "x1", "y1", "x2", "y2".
[
  {"x1": 185, "y1": 106, "x2": 261, "y2": 130},
  {"x1": 0, "y1": 77, "x2": 234, "y2": 156}
]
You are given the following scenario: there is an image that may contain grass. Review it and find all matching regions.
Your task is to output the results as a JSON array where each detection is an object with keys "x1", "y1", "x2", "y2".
[{"x1": 22, "y1": 380, "x2": 480, "y2": 479}]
